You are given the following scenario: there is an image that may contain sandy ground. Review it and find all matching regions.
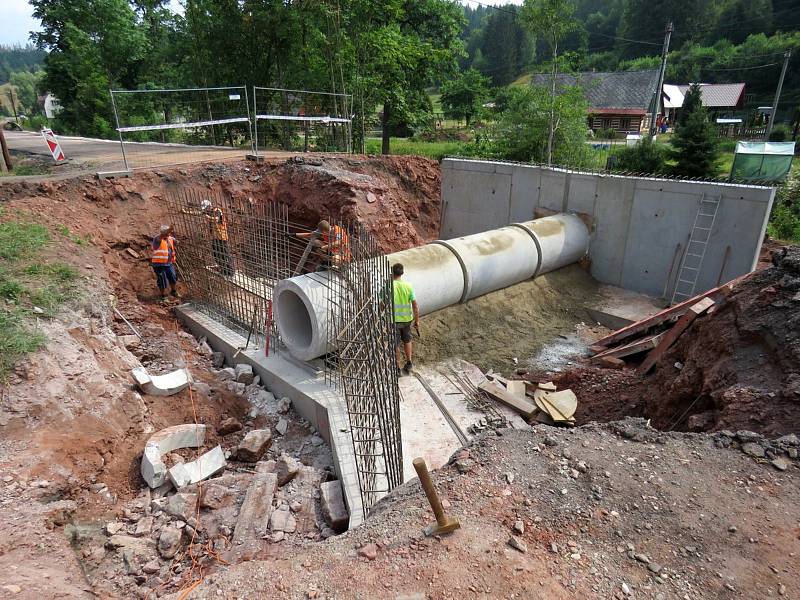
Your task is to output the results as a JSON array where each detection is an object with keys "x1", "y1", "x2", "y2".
[{"x1": 415, "y1": 265, "x2": 602, "y2": 373}]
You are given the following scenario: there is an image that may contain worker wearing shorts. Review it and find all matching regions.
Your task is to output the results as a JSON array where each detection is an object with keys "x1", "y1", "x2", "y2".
[{"x1": 392, "y1": 262, "x2": 419, "y2": 375}]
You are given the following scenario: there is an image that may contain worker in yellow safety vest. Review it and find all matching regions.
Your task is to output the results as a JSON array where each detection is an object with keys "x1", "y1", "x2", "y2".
[
  {"x1": 151, "y1": 225, "x2": 180, "y2": 301},
  {"x1": 392, "y1": 262, "x2": 419, "y2": 375}
]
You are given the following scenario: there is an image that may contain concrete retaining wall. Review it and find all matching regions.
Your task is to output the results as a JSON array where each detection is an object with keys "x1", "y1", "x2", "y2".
[{"x1": 441, "y1": 158, "x2": 776, "y2": 299}]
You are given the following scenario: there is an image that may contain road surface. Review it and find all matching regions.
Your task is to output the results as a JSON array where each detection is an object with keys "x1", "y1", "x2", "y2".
[{"x1": 4, "y1": 130, "x2": 255, "y2": 172}]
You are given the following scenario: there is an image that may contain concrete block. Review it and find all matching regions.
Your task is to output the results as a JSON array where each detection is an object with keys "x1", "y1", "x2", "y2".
[
  {"x1": 235, "y1": 363, "x2": 255, "y2": 384},
  {"x1": 269, "y1": 509, "x2": 296, "y2": 533},
  {"x1": 235, "y1": 429, "x2": 272, "y2": 462},
  {"x1": 275, "y1": 418, "x2": 288, "y2": 436},
  {"x1": 141, "y1": 424, "x2": 206, "y2": 488},
  {"x1": 167, "y1": 445, "x2": 226, "y2": 489},
  {"x1": 164, "y1": 492, "x2": 198, "y2": 521},
  {"x1": 320, "y1": 480, "x2": 349, "y2": 533},
  {"x1": 131, "y1": 366, "x2": 192, "y2": 397},
  {"x1": 217, "y1": 367, "x2": 236, "y2": 381}
]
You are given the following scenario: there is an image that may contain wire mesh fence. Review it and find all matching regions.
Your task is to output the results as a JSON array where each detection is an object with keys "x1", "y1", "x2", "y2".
[
  {"x1": 111, "y1": 86, "x2": 252, "y2": 171},
  {"x1": 253, "y1": 86, "x2": 352, "y2": 155}
]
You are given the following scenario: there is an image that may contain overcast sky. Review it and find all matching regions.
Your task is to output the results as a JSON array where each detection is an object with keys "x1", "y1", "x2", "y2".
[{"x1": 1, "y1": 0, "x2": 521, "y2": 47}]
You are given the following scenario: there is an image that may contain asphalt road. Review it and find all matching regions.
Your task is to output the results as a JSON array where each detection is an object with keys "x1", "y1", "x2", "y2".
[{"x1": 4, "y1": 130, "x2": 249, "y2": 173}]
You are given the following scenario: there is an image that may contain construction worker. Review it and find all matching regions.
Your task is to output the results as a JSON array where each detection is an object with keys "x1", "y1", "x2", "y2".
[
  {"x1": 294, "y1": 220, "x2": 351, "y2": 271},
  {"x1": 151, "y1": 224, "x2": 179, "y2": 301},
  {"x1": 392, "y1": 262, "x2": 419, "y2": 375},
  {"x1": 200, "y1": 199, "x2": 234, "y2": 278}
]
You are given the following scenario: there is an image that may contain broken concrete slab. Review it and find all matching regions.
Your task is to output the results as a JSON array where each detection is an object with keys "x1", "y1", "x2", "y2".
[
  {"x1": 274, "y1": 453, "x2": 301, "y2": 487},
  {"x1": 275, "y1": 418, "x2": 288, "y2": 436},
  {"x1": 320, "y1": 480, "x2": 349, "y2": 533},
  {"x1": 141, "y1": 424, "x2": 206, "y2": 488},
  {"x1": 167, "y1": 445, "x2": 226, "y2": 489},
  {"x1": 131, "y1": 366, "x2": 192, "y2": 397},
  {"x1": 269, "y1": 509, "x2": 297, "y2": 533},
  {"x1": 235, "y1": 363, "x2": 255, "y2": 384},
  {"x1": 231, "y1": 467, "x2": 278, "y2": 554},
  {"x1": 235, "y1": 429, "x2": 272, "y2": 462},
  {"x1": 217, "y1": 367, "x2": 236, "y2": 381}
]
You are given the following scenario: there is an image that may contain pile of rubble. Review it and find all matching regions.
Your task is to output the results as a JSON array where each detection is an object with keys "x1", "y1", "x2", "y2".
[{"x1": 68, "y1": 330, "x2": 350, "y2": 598}]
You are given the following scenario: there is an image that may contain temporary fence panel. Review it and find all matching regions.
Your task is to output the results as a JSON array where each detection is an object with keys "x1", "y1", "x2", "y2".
[
  {"x1": 111, "y1": 86, "x2": 252, "y2": 170},
  {"x1": 253, "y1": 86, "x2": 352, "y2": 155}
]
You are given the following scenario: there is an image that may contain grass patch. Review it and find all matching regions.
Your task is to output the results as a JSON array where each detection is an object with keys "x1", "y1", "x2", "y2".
[
  {"x1": 0, "y1": 212, "x2": 82, "y2": 380},
  {"x1": 55, "y1": 224, "x2": 87, "y2": 246},
  {"x1": 364, "y1": 137, "x2": 464, "y2": 160},
  {"x1": 0, "y1": 163, "x2": 51, "y2": 177}
]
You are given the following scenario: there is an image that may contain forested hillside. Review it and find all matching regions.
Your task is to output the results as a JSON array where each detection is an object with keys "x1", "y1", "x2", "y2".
[
  {"x1": 463, "y1": 0, "x2": 800, "y2": 111},
  {"x1": 0, "y1": 45, "x2": 45, "y2": 83}
]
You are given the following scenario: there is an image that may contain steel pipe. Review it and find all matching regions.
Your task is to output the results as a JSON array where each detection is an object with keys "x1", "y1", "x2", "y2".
[{"x1": 274, "y1": 213, "x2": 590, "y2": 361}]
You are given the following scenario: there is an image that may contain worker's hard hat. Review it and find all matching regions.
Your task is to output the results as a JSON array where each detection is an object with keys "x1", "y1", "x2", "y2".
[
  {"x1": 200, "y1": 199, "x2": 212, "y2": 210},
  {"x1": 160, "y1": 224, "x2": 170, "y2": 234}
]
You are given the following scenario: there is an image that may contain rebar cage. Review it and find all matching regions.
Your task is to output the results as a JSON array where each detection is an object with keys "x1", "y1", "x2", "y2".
[{"x1": 163, "y1": 192, "x2": 403, "y2": 513}]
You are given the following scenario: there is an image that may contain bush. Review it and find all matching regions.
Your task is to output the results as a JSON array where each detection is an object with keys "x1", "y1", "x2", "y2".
[
  {"x1": 768, "y1": 173, "x2": 800, "y2": 242},
  {"x1": 768, "y1": 124, "x2": 790, "y2": 142},
  {"x1": 596, "y1": 128, "x2": 618, "y2": 140},
  {"x1": 611, "y1": 137, "x2": 667, "y2": 174},
  {"x1": 25, "y1": 115, "x2": 48, "y2": 132}
]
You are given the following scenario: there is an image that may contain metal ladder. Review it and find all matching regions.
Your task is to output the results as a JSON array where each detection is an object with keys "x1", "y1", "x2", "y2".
[{"x1": 671, "y1": 193, "x2": 721, "y2": 304}]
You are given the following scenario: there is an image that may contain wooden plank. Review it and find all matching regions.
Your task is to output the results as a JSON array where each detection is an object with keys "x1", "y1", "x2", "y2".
[
  {"x1": 478, "y1": 380, "x2": 537, "y2": 418},
  {"x1": 588, "y1": 345, "x2": 608, "y2": 354},
  {"x1": 637, "y1": 297, "x2": 715, "y2": 375},
  {"x1": 506, "y1": 379, "x2": 527, "y2": 398},
  {"x1": 593, "y1": 279, "x2": 739, "y2": 349},
  {"x1": 592, "y1": 333, "x2": 664, "y2": 361},
  {"x1": 595, "y1": 355, "x2": 626, "y2": 369}
]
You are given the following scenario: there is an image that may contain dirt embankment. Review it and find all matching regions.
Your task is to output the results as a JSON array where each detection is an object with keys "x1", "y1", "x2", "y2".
[{"x1": 549, "y1": 245, "x2": 800, "y2": 437}]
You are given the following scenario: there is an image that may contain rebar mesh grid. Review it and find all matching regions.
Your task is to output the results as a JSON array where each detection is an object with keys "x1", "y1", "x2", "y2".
[
  {"x1": 324, "y1": 219, "x2": 403, "y2": 512},
  {"x1": 164, "y1": 189, "x2": 292, "y2": 345}
]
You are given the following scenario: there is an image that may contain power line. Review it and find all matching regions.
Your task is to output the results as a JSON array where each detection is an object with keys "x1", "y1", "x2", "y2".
[{"x1": 702, "y1": 62, "x2": 782, "y2": 72}]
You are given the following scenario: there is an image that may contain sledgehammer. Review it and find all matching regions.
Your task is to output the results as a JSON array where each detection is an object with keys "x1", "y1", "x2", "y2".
[{"x1": 413, "y1": 457, "x2": 460, "y2": 536}]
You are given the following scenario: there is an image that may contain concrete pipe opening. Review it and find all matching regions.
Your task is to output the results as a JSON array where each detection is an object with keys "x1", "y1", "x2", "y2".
[
  {"x1": 277, "y1": 289, "x2": 313, "y2": 349},
  {"x1": 274, "y1": 273, "x2": 334, "y2": 361}
]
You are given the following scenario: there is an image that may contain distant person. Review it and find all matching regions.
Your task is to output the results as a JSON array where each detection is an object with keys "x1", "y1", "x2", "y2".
[
  {"x1": 151, "y1": 224, "x2": 179, "y2": 301},
  {"x1": 200, "y1": 199, "x2": 234, "y2": 278},
  {"x1": 293, "y1": 219, "x2": 351, "y2": 271},
  {"x1": 392, "y1": 263, "x2": 419, "y2": 375}
]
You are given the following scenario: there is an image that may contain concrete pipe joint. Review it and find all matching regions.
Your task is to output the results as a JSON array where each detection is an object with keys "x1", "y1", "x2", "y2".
[{"x1": 274, "y1": 213, "x2": 590, "y2": 361}]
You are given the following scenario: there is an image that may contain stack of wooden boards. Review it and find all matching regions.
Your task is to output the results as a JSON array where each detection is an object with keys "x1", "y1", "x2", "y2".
[
  {"x1": 478, "y1": 374, "x2": 578, "y2": 426},
  {"x1": 589, "y1": 279, "x2": 739, "y2": 375}
]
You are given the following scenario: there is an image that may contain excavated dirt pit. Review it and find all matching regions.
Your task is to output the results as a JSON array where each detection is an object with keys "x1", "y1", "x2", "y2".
[{"x1": 2, "y1": 157, "x2": 799, "y2": 599}]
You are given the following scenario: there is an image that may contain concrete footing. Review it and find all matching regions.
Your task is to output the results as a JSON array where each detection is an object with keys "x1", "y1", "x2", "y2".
[
  {"x1": 168, "y1": 445, "x2": 226, "y2": 488},
  {"x1": 131, "y1": 367, "x2": 192, "y2": 396}
]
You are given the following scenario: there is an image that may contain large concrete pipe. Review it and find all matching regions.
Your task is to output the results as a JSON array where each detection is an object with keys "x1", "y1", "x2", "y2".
[{"x1": 274, "y1": 213, "x2": 590, "y2": 361}]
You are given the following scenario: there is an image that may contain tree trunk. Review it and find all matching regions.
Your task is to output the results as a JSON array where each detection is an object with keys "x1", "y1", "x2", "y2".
[
  {"x1": 0, "y1": 128, "x2": 12, "y2": 171},
  {"x1": 381, "y1": 102, "x2": 391, "y2": 155}
]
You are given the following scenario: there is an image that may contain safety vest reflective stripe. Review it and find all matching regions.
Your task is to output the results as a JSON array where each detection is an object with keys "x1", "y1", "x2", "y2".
[
  {"x1": 393, "y1": 281, "x2": 415, "y2": 323},
  {"x1": 152, "y1": 238, "x2": 173, "y2": 265},
  {"x1": 212, "y1": 208, "x2": 228, "y2": 241}
]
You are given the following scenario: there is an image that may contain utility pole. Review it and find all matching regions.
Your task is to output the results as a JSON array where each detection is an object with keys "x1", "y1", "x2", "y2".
[
  {"x1": 649, "y1": 21, "x2": 673, "y2": 138},
  {"x1": 765, "y1": 50, "x2": 791, "y2": 141},
  {"x1": 7, "y1": 89, "x2": 20, "y2": 127}
]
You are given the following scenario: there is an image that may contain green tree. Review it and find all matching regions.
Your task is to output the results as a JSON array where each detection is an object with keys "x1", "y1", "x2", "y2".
[
  {"x1": 9, "y1": 70, "x2": 44, "y2": 116},
  {"x1": 491, "y1": 84, "x2": 589, "y2": 165},
  {"x1": 440, "y1": 68, "x2": 489, "y2": 126},
  {"x1": 669, "y1": 83, "x2": 720, "y2": 178},
  {"x1": 612, "y1": 137, "x2": 666, "y2": 173},
  {"x1": 31, "y1": 0, "x2": 148, "y2": 136},
  {"x1": 677, "y1": 80, "x2": 702, "y2": 126},
  {"x1": 520, "y1": 0, "x2": 579, "y2": 165}
]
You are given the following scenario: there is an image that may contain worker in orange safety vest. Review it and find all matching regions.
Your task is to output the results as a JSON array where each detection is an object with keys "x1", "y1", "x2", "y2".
[{"x1": 151, "y1": 225, "x2": 180, "y2": 301}]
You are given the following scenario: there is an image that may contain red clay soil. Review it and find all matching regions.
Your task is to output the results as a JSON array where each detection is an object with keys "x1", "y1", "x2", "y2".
[{"x1": 548, "y1": 245, "x2": 800, "y2": 437}]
